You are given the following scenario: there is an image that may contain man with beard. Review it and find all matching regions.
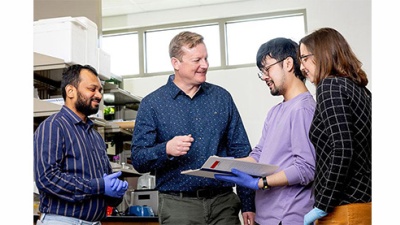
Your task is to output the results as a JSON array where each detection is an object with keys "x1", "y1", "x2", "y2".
[
  {"x1": 34, "y1": 64, "x2": 128, "y2": 224},
  {"x1": 215, "y1": 38, "x2": 316, "y2": 225}
]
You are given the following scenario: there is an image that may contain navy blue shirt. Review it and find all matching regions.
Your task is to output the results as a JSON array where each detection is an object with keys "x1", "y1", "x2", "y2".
[
  {"x1": 34, "y1": 106, "x2": 122, "y2": 222},
  {"x1": 131, "y1": 75, "x2": 255, "y2": 212}
]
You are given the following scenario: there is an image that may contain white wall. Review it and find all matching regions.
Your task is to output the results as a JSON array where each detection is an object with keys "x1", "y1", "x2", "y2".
[{"x1": 103, "y1": 0, "x2": 371, "y2": 147}]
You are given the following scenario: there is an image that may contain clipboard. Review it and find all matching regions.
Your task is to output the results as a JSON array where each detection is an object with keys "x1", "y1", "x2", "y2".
[{"x1": 181, "y1": 155, "x2": 278, "y2": 179}]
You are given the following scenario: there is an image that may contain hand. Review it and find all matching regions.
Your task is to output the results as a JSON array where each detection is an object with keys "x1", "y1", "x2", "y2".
[
  {"x1": 166, "y1": 134, "x2": 194, "y2": 157},
  {"x1": 104, "y1": 171, "x2": 126, "y2": 198},
  {"x1": 242, "y1": 211, "x2": 256, "y2": 225},
  {"x1": 214, "y1": 168, "x2": 260, "y2": 190},
  {"x1": 114, "y1": 180, "x2": 129, "y2": 197},
  {"x1": 304, "y1": 207, "x2": 328, "y2": 225},
  {"x1": 111, "y1": 178, "x2": 128, "y2": 192}
]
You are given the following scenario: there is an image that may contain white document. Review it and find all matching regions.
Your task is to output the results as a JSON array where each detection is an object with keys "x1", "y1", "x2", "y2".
[{"x1": 181, "y1": 155, "x2": 278, "y2": 179}]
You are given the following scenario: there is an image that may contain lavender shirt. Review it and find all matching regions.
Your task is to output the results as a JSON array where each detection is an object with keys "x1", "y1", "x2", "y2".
[{"x1": 249, "y1": 91, "x2": 316, "y2": 225}]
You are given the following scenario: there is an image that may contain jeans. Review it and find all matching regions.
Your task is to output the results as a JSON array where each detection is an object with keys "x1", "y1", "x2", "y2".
[{"x1": 39, "y1": 213, "x2": 102, "y2": 225}]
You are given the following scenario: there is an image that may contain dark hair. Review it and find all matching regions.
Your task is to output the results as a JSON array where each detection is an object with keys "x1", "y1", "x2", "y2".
[
  {"x1": 256, "y1": 37, "x2": 304, "y2": 82},
  {"x1": 169, "y1": 31, "x2": 204, "y2": 61},
  {"x1": 61, "y1": 64, "x2": 98, "y2": 100},
  {"x1": 299, "y1": 27, "x2": 368, "y2": 86}
]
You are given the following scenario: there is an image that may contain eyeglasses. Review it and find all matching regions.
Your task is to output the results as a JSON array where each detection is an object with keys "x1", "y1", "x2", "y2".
[
  {"x1": 257, "y1": 58, "x2": 286, "y2": 80},
  {"x1": 299, "y1": 53, "x2": 314, "y2": 63}
]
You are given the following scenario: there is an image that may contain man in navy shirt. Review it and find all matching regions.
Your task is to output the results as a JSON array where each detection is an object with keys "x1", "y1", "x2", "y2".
[
  {"x1": 131, "y1": 31, "x2": 255, "y2": 225},
  {"x1": 34, "y1": 64, "x2": 128, "y2": 224}
]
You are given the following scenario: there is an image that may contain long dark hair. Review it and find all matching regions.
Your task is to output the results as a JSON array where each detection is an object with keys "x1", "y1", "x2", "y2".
[{"x1": 299, "y1": 27, "x2": 368, "y2": 86}]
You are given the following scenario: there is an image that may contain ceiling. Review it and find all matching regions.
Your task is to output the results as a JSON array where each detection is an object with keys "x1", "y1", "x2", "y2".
[{"x1": 102, "y1": 0, "x2": 249, "y2": 17}]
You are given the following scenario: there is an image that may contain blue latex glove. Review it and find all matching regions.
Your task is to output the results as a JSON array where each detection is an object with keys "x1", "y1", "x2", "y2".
[
  {"x1": 114, "y1": 180, "x2": 129, "y2": 194},
  {"x1": 103, "y1": 171, "x2": 125, "y2": 198},
  {"x1": 109, "y1": 173, "x2": 129, "y2": 195},
  {"x1": 304, "y1": 207, "x2": 328, "y2": 225},
  {"x1": 113, "y1": 179, "x2": 129, "y2": 197},
  {"x1": 111, "y1": 178, "x2": 125, "y2": 191},
  {"x1": 214, "y1": 168, "x2": 259, "y2": 190}
]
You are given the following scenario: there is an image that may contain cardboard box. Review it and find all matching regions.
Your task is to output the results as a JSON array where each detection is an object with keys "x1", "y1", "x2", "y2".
[{"x1": 34, "y1": 16, "x2": 99, "y2": 69}]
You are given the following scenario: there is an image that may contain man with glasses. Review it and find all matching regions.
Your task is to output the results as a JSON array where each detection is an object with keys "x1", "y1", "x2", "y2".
[{"x1": 215, "y1": 37, "x2": 316, "y2": 225}]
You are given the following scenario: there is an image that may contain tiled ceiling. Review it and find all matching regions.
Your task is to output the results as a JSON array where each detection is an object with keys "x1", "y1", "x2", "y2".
[{"x1": 102, "y1": 0, "x2": 249, "y2": 17}]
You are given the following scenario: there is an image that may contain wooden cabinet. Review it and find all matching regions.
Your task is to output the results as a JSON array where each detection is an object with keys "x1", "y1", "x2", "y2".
[
  {"x1": 102, "y1": 222, "x2": 158, "y2": 225},
  {"x1": 101, "y1": 216, "x2": 159, "y2": 225}
]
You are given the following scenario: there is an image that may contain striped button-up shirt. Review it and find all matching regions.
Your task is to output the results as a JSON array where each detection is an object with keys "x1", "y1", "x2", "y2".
[{"x1": 34, "y1": 106, "x2": 121, "y2": 222}]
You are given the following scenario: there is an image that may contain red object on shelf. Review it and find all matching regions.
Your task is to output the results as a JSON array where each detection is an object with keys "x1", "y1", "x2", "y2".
[{"x1": 106, "y1": 206, "x2": 113, "y2": 216}]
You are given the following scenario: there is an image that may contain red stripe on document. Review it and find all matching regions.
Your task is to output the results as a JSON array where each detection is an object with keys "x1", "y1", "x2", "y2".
[{"x1": 210, "y1": 161, "x2": 220, "y2": 169}]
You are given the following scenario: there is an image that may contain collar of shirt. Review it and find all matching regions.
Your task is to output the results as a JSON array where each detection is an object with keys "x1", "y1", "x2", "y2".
[
  {"x1": 60, "y1": 105, "x2": 94, "y2": 129},
  {"x1": 167, "y1": 74, "x2": 210, "y2": 99}
]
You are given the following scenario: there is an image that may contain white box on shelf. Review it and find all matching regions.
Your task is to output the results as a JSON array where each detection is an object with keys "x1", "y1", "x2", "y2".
[
  {"x1": 76, "y1": 17, "x2": 99, "y2": 70},
  {"x1": 98, "y1": 48, "x2": 111, "y2": 80},
  {"x1": 34, "y1": 16, "x2": 99, "y2": 69}
]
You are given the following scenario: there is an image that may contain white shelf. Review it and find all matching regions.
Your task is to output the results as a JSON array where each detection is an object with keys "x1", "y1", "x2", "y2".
[
  {"x1": 34, "y1": 52, "x2": 112, "y2": 81},
  {"x1": 111, "y1": 162, "x2": 142, "y2": 177},
  {"x1": 34, "y1": 52, "x2": 69, "y2": 71},
  {"x1": 103, "y1": 82, "x2": 142, "y2": 105},
  {"x1": 104, "y1": 88, "x2": 142, "y2": 105},
  {"x1": 33, "y1": 98, "x2": 62, "y2": 117}
]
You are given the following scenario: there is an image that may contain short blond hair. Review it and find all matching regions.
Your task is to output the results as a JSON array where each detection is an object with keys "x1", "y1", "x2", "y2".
[{"x1": 169, "y1": 31, "x2": 204, "y2": 61}]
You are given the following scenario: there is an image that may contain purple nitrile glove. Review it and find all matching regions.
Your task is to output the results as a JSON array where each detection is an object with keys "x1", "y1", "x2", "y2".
[
  {"x1": 103, "y1": 171, "x2": 124, "y2": 198},
  {"x1": 214, "y1": 168, "x2": 259, "y2": 190},
  {"x1": 116, "y1": 181, "x2": 129, "y2": 197}
]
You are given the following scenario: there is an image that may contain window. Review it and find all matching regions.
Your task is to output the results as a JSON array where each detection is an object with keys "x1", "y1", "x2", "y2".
[
  {"x1": 101, "y1": 10, "x2": 306, "y2": 78},
  {"x1": 102, "y1": 33, "x2": 139, "y2": 76},
  {"x1": 226, "y1": 15, "x2": 305, "y2": 65}
]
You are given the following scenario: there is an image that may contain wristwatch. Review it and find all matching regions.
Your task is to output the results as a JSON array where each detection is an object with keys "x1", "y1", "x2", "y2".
[{"x1": 261, "y1": 177, "x2": 270, "y2": 190}]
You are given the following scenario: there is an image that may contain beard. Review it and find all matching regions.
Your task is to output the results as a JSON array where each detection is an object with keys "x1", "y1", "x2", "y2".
[
  {"x1": 269, "y1": 83, "x2": 281, "y2": 96},
  {"x1": 270, "y1": 88, "x2": 280, "y2": 96},
  {"x1": 269, "y1": 79, "x2": 285, "y2": 97},
  {"x1": 75, "y1": 92, "x2": 100, "y2": 117}
]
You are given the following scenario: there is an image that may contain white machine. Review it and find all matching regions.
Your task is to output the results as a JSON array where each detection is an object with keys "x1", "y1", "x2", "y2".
[{"x1": 130, "y1": 189, "x2": 159, "y2": 215}]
